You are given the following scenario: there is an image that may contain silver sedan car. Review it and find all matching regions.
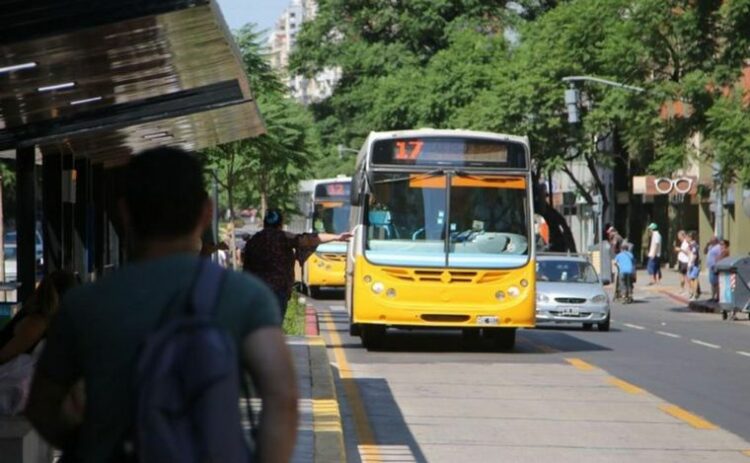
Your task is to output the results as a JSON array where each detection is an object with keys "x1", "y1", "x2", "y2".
[{"x1": 535, "y1": 255, "x2": 610, "y2": 331}]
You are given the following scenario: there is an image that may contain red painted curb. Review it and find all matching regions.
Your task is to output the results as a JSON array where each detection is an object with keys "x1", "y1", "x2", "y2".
[{"x1": 305, "y1": 305, "x2": 319, "y2": 336}]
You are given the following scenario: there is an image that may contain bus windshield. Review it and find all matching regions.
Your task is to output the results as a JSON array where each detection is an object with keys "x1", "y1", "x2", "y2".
[
  {"x1": 313, "y1": 201, "x2": 351, "y2": 234},
  {"x1": 365, "y1": 172, "x2": 529, "y2": 268}
]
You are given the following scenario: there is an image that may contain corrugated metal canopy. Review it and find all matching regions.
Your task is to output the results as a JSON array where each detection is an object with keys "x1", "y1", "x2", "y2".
[{"x1": 0, "y1": 0, "x2": 265, "y2": 163}]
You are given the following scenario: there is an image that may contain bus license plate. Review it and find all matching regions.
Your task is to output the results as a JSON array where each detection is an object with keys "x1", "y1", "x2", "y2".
[
  {"x1": 477, "y1": 316, "x2": 499, "y2": 325},
  {"x1": 560, "y1": 307, "x2": 580, "y2": 316}
]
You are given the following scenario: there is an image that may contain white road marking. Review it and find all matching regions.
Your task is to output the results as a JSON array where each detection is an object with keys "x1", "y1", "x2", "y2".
[
  {"x1": 736, "y1": 351, "x2": 750, "y2": 358},
  {"x1": 691, "y1": 339, "x2": 721, "y2": 349},
  {"x1": 329, "y1": 305, "x2": 346, "y2": 312},
  {"x1": 656, "y1": 331, "x2": 681, "y2": 338},
  {"x1": 624, "y1": 323, "x2": 646, "y2": 330}
]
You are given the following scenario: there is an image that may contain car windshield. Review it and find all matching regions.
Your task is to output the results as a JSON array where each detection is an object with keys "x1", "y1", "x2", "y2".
[
  {"x1": 537, "y1": 260, "x2": 599, "y2": 283},
  {"x1": 365, "y1": 172, "x2": 529, "y2": 268}
]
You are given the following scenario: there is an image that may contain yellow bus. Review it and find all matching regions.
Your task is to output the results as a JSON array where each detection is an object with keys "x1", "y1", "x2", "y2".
[
  {"x1": 346, "y1": 129, "x2": 535, "y2": 350},
  {"x1": 299, "y1": 177, "x2": 352, "y2": 298}
]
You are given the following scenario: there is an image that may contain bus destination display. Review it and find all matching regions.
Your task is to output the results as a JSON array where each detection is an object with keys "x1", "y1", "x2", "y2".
[
  {"x1": 315, "y1": 182, "x2": 350, "y2": 198},
  {"x1": 372, "y1": 137, "x2": 527, "y2": 168}
]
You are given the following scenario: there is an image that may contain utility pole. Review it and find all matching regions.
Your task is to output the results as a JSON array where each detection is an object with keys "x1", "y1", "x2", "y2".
[
  {"x1": 713, "y1": 161, "x2": 723, "y2": 239},
  {"x1": 337, "y1": 144, "x2": 358, "y2": 159}
]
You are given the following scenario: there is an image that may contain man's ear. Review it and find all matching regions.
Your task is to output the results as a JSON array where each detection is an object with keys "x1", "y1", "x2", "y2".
[{"x1": 198, "y1": 198, "x2": 213, "y2": 233}]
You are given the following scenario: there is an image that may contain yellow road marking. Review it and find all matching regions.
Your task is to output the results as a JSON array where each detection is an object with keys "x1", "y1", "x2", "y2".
[
  {"x1": 565, "y1": 358, "x2": 597, "y2": 371},
  {"x1": 742, "y1": 449, "x2": 750, "y2": 457},
  {"x1": 659, "y1": 404, "x2": 718, "y2": 429},
  {"x1": 607, "y1": 377, "x2": 645, "y2": 394},
  {"x1": 321, "y1": 312, "x2": 380, "y2": 459}
]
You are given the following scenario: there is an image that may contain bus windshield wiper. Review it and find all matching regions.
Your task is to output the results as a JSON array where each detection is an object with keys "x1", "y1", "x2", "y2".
[{"x1": 371, "y1": 169, "x2": 445, "y2": 185}]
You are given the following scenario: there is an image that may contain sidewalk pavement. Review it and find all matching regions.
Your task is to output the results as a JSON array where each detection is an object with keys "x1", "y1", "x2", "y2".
[
  {"x1": 285, "y1": 301, "x2": 345, "y2": 463},
  {"x1": 633, "y1": 265, "x2": 723, "y2": 313},
  {"x1": 256, "y1": 335, "x2": 344, "y2": 463}
]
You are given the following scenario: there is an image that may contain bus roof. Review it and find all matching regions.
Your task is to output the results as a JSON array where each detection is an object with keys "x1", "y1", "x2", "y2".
[
  {"x1": 366, "y1": 129, "x2": 529, "y2": 145},
  {"x1": 298, "y1": 176, "x2": 352, "y2": 193}
]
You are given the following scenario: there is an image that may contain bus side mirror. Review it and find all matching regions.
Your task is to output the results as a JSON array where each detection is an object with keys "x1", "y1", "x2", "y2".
[{"x1": 351, "y1": 173, "x2": 362, "y2": 205}]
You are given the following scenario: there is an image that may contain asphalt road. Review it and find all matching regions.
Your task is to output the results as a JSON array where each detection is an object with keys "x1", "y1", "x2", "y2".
[{"x1": 309, "y1": 287, "x2": 750, "y2": 462}]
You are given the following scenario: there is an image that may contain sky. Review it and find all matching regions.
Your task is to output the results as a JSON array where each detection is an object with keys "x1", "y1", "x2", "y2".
[{"x1": 216, "y1": 0, "x2": 289, "y2": 34}]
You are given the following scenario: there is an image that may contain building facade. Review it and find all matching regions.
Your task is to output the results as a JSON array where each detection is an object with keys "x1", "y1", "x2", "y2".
[{"x1": 267, "y1": 0, "x2": 340, "y2": 104}]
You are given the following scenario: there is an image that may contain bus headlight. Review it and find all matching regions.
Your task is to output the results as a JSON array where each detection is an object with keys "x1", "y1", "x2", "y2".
[
  {"x1": 520, "y1": 279, "x2": 529, "y2": 288},
  {"x1": 386, "y1": 288, "x2": 397, "y2": 298},
  {"x1": 363, "y1": 275, "x2": 372, "y2": 283},
  {"x1": 372, "y1": 282, "x2": 385, "y2": 294},
  {"x1": 495, "y1": 290, "x2": 506, "y2": 301},
  {"x1": 537, "y1": 293, "x2": 550, "y2": 303},
  {"x1": 317, "y1": 261, "x2": 325, "y2": 268},
  {"x1": 507, "y1": 286, "x2": 520, "y2": 298}
]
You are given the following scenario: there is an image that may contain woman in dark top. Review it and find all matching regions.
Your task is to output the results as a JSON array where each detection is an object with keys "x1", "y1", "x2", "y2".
[
  {"x1": 0, "y1": 271, "x2": 76, "y2": 364},
  {"x1": 243, "y1": 209, "x2": 350, "y2": 319}
]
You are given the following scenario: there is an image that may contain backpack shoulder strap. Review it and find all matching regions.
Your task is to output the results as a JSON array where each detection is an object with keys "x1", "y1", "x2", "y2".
[{"x1": 191, "y1": 259, "x2": 226, "y2": 318}]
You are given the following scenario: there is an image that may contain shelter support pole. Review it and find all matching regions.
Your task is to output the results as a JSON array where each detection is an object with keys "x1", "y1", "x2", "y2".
[
  {"x1": 42, "y1": 152, "x2": 63, "y2": 274},
  {"x1": 16, "y1": 146, "x2": 36, "y2": 303}
]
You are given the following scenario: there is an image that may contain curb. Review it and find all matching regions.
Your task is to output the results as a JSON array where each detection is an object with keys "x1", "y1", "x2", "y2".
[
  {"x1": 305, "y1": 305, "x2": 320, "y2": 336},
  {"x1": 308, "y1": 324, "x2": 346, "y2": 462},
  {"x1": 657, "y1": 288, "x2": 719, "y2": 313}
]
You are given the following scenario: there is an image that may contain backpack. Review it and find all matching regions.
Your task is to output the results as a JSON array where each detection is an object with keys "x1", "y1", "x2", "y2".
[{"x1": 132, "y1": 260, "x2": 254, "y2": 463}]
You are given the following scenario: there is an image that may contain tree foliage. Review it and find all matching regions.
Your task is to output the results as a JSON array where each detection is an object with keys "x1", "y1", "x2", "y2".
[{"x1": 204, "y1": 24, "x2": 319, "y2": 220}]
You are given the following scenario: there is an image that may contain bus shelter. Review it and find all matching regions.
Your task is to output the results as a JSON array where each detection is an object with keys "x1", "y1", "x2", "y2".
[{"x1": 0, "y1": 0, "x2": 265, "y2": 306}]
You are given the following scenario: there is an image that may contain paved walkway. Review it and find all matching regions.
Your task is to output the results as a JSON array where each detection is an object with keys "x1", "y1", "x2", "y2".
[{"x1": 288, "y1": 337, "x2": 315, "y2": 462}]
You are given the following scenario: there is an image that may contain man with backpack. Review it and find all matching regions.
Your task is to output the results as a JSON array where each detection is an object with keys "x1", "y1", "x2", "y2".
[{"x1": 26, "y1": 147, "x2": 298, "y2": 462}]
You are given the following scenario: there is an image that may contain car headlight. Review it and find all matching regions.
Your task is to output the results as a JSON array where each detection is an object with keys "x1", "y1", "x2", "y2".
[
  {"x1": 591, "y1": 294, "x2": 608, "y2": 303},
  {"x1": 536, "y1": 293, "x2": 550, "y2": 303}
]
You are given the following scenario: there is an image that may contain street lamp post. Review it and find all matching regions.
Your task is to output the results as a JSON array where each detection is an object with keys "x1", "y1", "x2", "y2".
[{"x1": 337, "y1": 144, "x2": 358, "y2": 159}]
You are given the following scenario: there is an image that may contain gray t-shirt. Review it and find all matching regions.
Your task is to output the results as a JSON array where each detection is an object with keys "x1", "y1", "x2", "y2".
[{"x1": 37, "y1": 254, "x2": 280, "y2": 462}]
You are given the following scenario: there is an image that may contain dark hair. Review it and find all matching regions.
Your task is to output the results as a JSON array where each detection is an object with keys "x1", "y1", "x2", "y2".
[
  {"x1": 24, "y1": 271, "x2": 77, "y2": 318},
  {"x1": 264, "y1": 209, "x2": 283, "y2": 228},
  {"x1": 124, "y1": 147, "x2": 208, "y2": 239},
  {"x1": 723, "y1": 239, "x2": 730, "y2": 246}
]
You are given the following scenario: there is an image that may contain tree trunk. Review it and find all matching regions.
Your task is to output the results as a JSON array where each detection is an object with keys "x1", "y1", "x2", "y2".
[
  {"x1": 561, "y1": 164, "x2": 594, "y2": 205},
  {"x1": 584, "y1": 152, "x2": 610, "y2": 216},
  {"x1": 227, "y1": 182, "x2": 238, "y2": 269}
]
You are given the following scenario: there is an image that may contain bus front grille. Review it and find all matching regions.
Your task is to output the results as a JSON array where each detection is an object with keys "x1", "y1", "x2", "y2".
[{"x1": 382, "y1": 268, "x2": 484, "y2": 284}]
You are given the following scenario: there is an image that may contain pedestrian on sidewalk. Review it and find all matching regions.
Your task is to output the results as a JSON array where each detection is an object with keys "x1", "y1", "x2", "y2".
[
  {"x1": 674, "y1": 230, "x2": 690, "y2": 292},
  {"x1": 25, "y1": 147, "x2": 298, "y2": 462},
  {"x1": 706, "y1": 238, "x2": 723, "y2": 302},
  {"x1": 606, "y1": 226, "x2": 624, "y2": 299},
  {"x1": 243, "y1": 209, "x2": 352, "y2": 319},
  {"x1": 646, "y1": 223, "x2": 662, "y2": 285},
  {"x1": 615, "y1": 242, "x2": 636, "y2": 303},
  {"x1": 687, "y1": 231, "x2": 701, "y2": 301}
]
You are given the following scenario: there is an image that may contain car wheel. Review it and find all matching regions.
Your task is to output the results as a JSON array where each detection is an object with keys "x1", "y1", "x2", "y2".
[
  {"x1": 597, "y1": 317, "x2": 610, "y2": 332},
  {"x1": 582, "y1": 323, "x2": 593, "y2": 330},
  {"x1": 361, "y1": 325, "x2": 386, "y2": 351}
]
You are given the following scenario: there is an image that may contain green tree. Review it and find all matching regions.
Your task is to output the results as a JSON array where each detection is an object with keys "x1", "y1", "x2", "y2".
[{"x1": 204, "y1": 24, "x2": 319, "y2": 264}]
